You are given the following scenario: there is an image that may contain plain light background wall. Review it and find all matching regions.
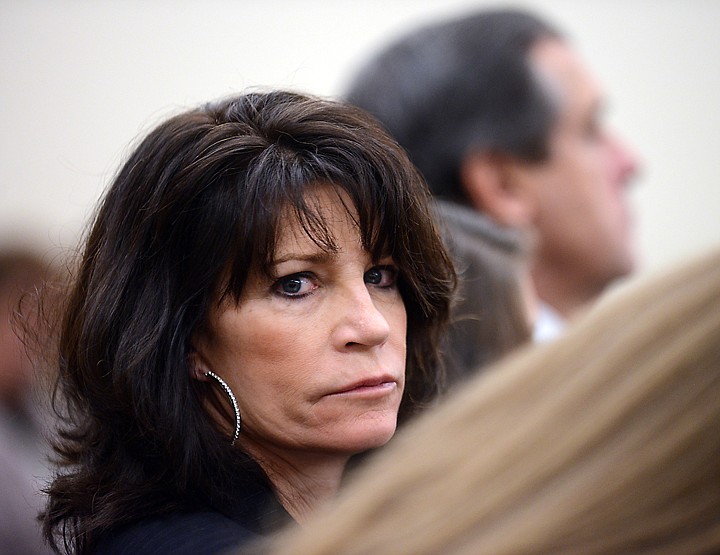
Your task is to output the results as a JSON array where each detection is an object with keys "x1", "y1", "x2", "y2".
[{"x1": 1, "y1": 0, "x2": 719, "y2": 280}]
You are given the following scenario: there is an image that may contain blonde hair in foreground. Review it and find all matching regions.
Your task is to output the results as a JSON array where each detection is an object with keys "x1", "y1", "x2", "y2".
[{"x1": 266, "y1": 246, "x2": 720, "y2": 555}]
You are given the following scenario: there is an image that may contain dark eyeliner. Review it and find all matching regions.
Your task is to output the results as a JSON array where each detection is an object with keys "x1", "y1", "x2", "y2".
[{"x1": 272, "y1": 272, "x2": 315, "y2": 299}]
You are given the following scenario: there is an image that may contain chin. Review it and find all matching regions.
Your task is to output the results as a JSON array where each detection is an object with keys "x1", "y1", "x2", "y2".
[
  {"x1": 336, "y1": 417, "x2": 399, "y2": 454},
  {"x1": 591, "y1": 244, "x2": 635, "y2": 290},
  {"x1": 610, "y1": 249, "x2": 636, "y2": 281}
]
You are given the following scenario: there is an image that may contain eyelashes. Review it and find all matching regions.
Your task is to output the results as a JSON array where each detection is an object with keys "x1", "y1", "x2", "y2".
[
  {"x1": 273, "y1": 273, "x2": 317, "y2": 298},
  {"x1": 272, "y1": 265, "x2": 399, "y2": 299},
  {"x1": 364, "y1": 265, "x2": 399, "y2": 288}
]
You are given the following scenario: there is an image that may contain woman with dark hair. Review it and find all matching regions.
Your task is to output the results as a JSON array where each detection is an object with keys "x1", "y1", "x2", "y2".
[{"x1": 41, "y1": 91, "x2": 455, "y2": 554}]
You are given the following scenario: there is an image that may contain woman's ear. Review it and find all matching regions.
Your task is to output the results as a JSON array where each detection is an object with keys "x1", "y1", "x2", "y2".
[
  {"x1": 188, "y1": 350, "x2": 211, "y2": 382},
  {"x1": 460, "y1": 150, "x2": 535, "y2": 228}
]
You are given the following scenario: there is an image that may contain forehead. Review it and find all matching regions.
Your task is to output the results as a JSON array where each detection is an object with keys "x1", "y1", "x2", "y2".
[
  {"x1": 529, "y1": 38, "x2": 603, "y2": 124},
  {"x1": 274, "y1": 183, "x2": 360, "y2": 258}
]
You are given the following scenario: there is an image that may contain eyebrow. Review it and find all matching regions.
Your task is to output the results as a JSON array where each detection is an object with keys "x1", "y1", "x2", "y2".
[{"x1": 271, "y1": 251, "x2": 337, "y2": 267}]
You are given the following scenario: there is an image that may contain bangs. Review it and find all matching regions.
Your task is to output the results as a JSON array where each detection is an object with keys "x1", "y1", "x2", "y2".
[{"x1": 218, "y1": 140, "x2": 403, "y2": 303}]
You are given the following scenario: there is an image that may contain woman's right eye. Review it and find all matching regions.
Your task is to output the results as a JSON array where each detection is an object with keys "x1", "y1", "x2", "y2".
[{"x1": 272, "y1": 273, "x2": 317, "y2": 298}]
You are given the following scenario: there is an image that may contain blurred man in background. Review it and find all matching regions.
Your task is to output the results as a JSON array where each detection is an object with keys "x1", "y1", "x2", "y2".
[{"x1": 346, "y1": 8, "x2": 639, "y2": 342}]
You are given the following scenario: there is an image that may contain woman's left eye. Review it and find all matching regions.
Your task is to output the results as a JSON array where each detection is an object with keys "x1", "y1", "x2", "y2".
[
  {"x1": 273, "y1": 273, "x2": 317, "y2": 298},
  {"x1": 364, "y1": 265, "x2": 399, "y2": 288}
]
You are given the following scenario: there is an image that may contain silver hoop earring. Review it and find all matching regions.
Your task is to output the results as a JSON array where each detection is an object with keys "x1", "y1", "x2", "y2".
[{"x1": 205, "y1": 371, "x2": 241, "y2": 446}]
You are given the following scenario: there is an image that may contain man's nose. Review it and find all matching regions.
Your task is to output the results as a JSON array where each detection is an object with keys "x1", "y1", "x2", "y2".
[{"x1": 609, "y1": 131, "x2": 641, "y2": 186}]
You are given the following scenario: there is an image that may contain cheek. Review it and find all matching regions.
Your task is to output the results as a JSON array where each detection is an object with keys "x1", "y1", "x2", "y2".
[
  {"x1": 543, "y1": 152, "x2": 605, "y2": 217},
  {"x1": 236, "y1": 313, "x2": 336, "y2": 394},
  {"x1": 397, "y1": 309, "x2": 408, "y2": 349},
  {"x1": 386, "y1": 302, "x2": 408, "y2": 360},
  {"x1": 383, "y1": 293, "x2": 407, "y2": 331},
  {"x1": 547, "y1": 132, "x2": 606, "y2": 184}
]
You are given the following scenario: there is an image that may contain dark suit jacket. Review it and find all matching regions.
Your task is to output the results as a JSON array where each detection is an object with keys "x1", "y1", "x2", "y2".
[{"x1": 94, "y1": 476, "x2": 291, "y2": 555}]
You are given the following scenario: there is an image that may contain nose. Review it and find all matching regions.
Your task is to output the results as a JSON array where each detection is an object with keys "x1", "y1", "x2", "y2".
[
  {"x1": 333, "y1": 284, "x2": 391, "y2": 349},
  {"x1": 608, "y1": 131, "x2": 641, "y2": 187}
]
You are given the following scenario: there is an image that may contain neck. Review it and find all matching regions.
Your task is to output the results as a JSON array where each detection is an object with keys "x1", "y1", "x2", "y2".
[
  {"x1": 531, "y1": 262, "x2": 603, "y2": 318},
  {"x1": 241, "y1": 438, "x2": 349, "y2": 524}
]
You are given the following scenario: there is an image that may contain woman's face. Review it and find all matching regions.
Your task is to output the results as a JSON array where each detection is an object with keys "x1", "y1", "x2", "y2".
[{"x1": 193, "y1": 184, "x2": 407, "y2": 461}]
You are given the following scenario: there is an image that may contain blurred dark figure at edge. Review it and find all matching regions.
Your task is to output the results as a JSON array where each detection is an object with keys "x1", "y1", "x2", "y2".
[{"x1": 0, "y1": 248, "x2": 56, "y2": 555}]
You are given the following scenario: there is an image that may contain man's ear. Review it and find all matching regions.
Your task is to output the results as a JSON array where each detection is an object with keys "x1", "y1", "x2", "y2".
[
  {"x1": 188, "y1": 349, "x2": 211, "y2": 382},
  {"x1": 460, "y1": 151, "x2": 534, "y2": 227}
]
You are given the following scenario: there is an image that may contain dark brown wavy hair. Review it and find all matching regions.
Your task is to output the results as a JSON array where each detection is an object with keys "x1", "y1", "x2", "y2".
[{"x1": 42, "y1": 90, "x2": 455, "y2": 553}]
